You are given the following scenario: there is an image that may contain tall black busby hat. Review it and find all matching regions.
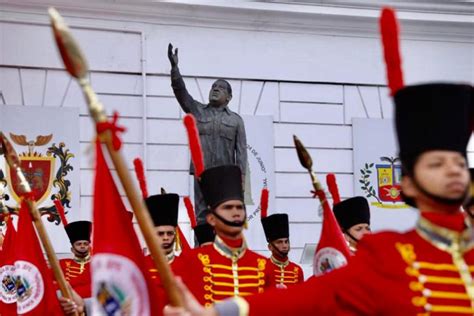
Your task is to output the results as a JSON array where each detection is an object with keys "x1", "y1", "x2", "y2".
[
  {"x1": 194, "y1": 223, "x2": 215, "y2": 246},
  {"x1": 395, "y1": 84, "x2": 473, "y2": 173},
  {"x1": 199, "y1": 165, "x2": 243, "y2": 209},
  {"x1": 261, "y1": 213, "x2": 289, "y2": 242},
  {"x1": 145, "y1": 193, "x2": 179, "y2": 227},
  {"x1": 333, "y1": 197, "x2": 370, "y2": 231},
  {"x1": 65, "y1": 221, "x2": 92, "y2": 244}
]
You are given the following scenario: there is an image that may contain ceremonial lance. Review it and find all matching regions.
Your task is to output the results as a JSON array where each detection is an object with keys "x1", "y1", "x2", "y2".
[
  {"x1": 0, "y1": 132, "x2": 76, "y2": 312},
  {"x1": 48, "y1": 8, "x2": 183, "y2": 307},
  {"x1": 293, "y1": 135, "x2": 331, "y2": 209}
]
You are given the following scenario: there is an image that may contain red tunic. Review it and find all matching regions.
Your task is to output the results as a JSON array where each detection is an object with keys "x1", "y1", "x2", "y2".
[
  {"x1": 266, "y1": 255, "x2": 304, "y2": 288},
  {"x1": 145, "y1": 253, "x2": 181, "y2": 316},
  {"x1": 176, "y1": 236, "x2": 271, "y2": 307},
  {"x1": 59, "y1": 257, "x2": 91, "y2": 298},
  {"x1": 145, "y1": 253, "x2": 180, "y2": 285},
  {"x1": 242, "y1": 212, "x2": 474, "y2": 315}
]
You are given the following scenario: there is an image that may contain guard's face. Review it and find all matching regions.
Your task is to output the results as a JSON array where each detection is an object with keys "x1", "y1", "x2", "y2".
[
  {"x1": 71, "y1": 240, "x2": 90, "y2": 258},
  {"x1": 208, "y1": 200, "x2": 245, "y2": 237},
  {"x1": 269, "y1": 238, "x2": 290, "y2": 257},
  {"x1": 154, "y1": 225, "x2": 176, "y2": 255},
  {"x1": 346, "y1": 223, "x2": 371, "y2": 246},
  {"x1": 209, "y1": 80, "x2": 232, "y2": 106},
  {"x1": 402, "y1": 151, "x2": 469, "y2": 206}
]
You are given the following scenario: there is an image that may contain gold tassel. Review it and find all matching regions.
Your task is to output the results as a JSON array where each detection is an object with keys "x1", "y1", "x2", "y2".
[{"x1": 175, "y1": 228, "x2": 181, "y2": 251}]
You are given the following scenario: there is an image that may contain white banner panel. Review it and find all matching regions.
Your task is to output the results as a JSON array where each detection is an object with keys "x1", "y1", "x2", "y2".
[
  {"x1": 352, "y1": 118, "x2": 417, "y2": 233},
  {"x1": 0, "y1": 105, "x2": 81, "y2": 253},
  {"x1": 242, "y1": 115, "x2": 276, "y2": 251}
]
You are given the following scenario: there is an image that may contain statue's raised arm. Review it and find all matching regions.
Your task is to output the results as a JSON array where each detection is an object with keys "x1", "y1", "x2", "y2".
[{"x1": 168, "y1": 43, "x2": 197, "y2": 114}]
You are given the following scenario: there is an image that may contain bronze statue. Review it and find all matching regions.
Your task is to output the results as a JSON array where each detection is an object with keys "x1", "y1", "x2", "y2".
[{"x1": 168, "y1": 43, "x2": 248, "y2": 224}]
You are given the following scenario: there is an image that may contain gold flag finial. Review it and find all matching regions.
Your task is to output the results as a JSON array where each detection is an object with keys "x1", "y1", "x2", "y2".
[
  {"x1": 293, "y1": 135, "x2": 313, "y2": 171},
  {"x1": 48, "y1": 7, "x2": 88, "y2": 80},
  {"x1": 293, "y1": 134, "x2": 322, "y2": 192}
]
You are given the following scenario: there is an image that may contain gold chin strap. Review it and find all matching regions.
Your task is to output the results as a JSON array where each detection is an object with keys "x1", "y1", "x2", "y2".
[
  {"x1": 174, "y1": 227, "x2": 181, "y2": 251},
  {"x1": 243, "y1": 219, "x2": 248, "y2": 230}
]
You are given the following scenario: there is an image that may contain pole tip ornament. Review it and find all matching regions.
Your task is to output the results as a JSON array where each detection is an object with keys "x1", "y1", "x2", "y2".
[
  {"x1": 293, "y1": 135, "x2": 313, "y2": 171},
  {"x1": 48, "y1": 7, "x2": 89, "y2": 80}
]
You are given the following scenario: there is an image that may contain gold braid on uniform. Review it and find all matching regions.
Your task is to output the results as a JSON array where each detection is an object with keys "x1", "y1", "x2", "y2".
[
  {"x1": 63, "y1": 254, "x2": 91, "y2": 281},
  {"x1": 270, "y1": 256, "x2": 300, "y2": 285},
  {"x1": 394, "y1": 217, "x2": 474, "y2": 315},
  {"x1": 197, "y1": 236, "x2": 266, "y2": 307}
]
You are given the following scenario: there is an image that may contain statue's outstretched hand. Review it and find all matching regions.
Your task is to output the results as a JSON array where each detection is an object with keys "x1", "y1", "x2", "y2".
[{"x1": 168, "y1": 43, "x2": 179, "y2": 67}]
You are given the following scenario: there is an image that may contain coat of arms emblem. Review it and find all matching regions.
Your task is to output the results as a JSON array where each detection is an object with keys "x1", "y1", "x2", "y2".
[
  {"x1": 0, "y1": 133, "x2": 74, "y2": 224},
  {"x1": 359, "y1": 156, "x2": 408, "y2": 209}
]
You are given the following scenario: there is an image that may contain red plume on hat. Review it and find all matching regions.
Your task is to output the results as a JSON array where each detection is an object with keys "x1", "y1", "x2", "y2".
[
  {"x1": 260, "y1": 188, "x2": 269, "y2": 219},
  {"x1": 183, "y1": 114, "x2": 205, "y2": 177},
  {"x1": 54, "y1": 199, "x2": 68, "y2": 226},
  {"x1": 184, "y1": 196, "x2": 197, "y2": 229},
  {"x1": 380, "y1": 7, "x2": 404, "y2": 96},
  {"x1": 326, "y1": 173, "x2": 341, "y2": 205},
  {"x1": 133, "y1": 157, "x2": 148, "y2": 199}
]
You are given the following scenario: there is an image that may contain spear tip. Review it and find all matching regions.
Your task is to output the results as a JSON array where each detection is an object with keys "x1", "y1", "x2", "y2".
[
  {"x1": 49, "y1": 7, "x2": 89, "y2": 80},
  {"x1": 293, "y1": 134, "x2": 313, "y2": 170}
]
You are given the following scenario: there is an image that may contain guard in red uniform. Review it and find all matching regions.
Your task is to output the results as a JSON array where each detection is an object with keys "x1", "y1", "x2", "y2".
[
  {"x1": 333, "y1": 196, "x2": 371, "y2": 254},
  {"x1": 162, "y1": 8, "x2": 474, "y2": 316},
  {"x1": 59, "y1": 220, "x2": 92, "y2": 299},
  {"x1": 261, "y1": 213, "x2": 304, "y2": 288},
  {"x1": 144, "y1": 193, "x2": 181, "y2": 280},
  {"x1": 175, "y1": 165, "x2": 271, "y2": 307}
]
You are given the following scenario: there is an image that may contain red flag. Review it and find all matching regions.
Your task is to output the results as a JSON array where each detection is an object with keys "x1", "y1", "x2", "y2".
[
  {"x1": 91, "y1": 140, "x2": 160, "y2": 315},
  {"x1": 312, "y1": 190, "x2": 351, "y2": 276},
  {"x1": 13, "y1": 201, "x2": 63, "y2": 315},
  {"x1": 0, "y1": 216, "x2": 17, "y2": 315}
]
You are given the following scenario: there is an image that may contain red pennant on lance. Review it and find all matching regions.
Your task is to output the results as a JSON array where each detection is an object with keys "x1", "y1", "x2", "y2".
[
  {"x1": 326, "y1": 174, "x2": 341, "y2": 205},
  {"x1": 260, "y1": 188, "x2": 269, "y2": 219},
  {"x1": 133, "y1": 157, "x2": 148, "y2": 199},
  {"x1": 13, "y1": 201, "x2": 62, "y2": 315},
  {"x1": 184, "y1": 197, "x2": 197, "y2": 229},
  {"x1": 312, "y1": 190, "x2": 351, "y2": 276},
  {"x1": 91, "y1": 140, "x2": 160, "y2": 315},
  {"x1": 0, "y1": 217, "x2": 17, "y2": 315},
  {"x1": 380, "y1": 7, "x2": 404, "y2": 96}
]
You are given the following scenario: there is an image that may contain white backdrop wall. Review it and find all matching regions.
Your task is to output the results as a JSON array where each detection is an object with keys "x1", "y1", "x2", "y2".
[{"x1": 0, "y1": 1, "x2": 473, "y2": 272}]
